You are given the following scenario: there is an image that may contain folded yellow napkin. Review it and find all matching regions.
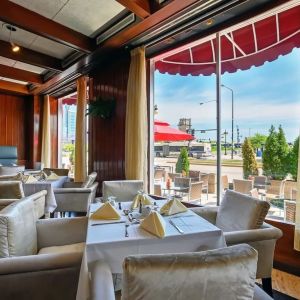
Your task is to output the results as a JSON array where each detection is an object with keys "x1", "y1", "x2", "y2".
[
  {"x1": 23, "y1": 175, "x2": 38, "y2": 183},
  {"x1": 160, "y1": 199, "x2": 187, "y2": 216},
  {"x1": 140, "y1": 211, "x2": 166, "y2": 238},
  {"x1": 131, "y1": 193, "x2": 152, "y2": 209},
  {"x1": 47, "y1": 172, "x2": 60, "y2": 180},
  {"x1": 90, "y1": 202, "x2": 121, "y2": 220}
]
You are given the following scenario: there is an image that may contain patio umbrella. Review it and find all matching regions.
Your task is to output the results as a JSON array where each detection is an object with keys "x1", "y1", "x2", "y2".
[
  {"x1": 154, "y1": 120, "x2": 194, "y2": 142},
  {"x1": 155, "y1": 4, "x2": 300, "y2": 76}
]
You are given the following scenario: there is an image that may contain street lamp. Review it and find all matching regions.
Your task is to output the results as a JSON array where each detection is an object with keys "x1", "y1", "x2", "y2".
[
  {"x1": 199, "y1": 100, "x2": 216, "y2": 105},
  {"x1": 221, "y1": 84, "x2": 234, "y2": 159}
]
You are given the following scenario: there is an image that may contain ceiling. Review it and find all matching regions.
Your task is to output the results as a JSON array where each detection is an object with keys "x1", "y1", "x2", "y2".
[{"x1": 0, "y1": 0, "x2": 292, "y2": 97}]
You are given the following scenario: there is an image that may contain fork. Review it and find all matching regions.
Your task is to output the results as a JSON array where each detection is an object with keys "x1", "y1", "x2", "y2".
[{"x1": 125, "y1": 224, "x2": 129, "y2": 237}]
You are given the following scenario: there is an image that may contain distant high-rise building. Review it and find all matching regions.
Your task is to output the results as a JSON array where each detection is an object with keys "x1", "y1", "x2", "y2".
[{"x1": 63, "y1": 104, "x2": 76, "y2": 142}]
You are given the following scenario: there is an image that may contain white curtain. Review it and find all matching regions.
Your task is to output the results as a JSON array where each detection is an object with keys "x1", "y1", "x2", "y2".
[
  {"x1": 74, "y1": 76, "x2": 87, "y2": 182},
  {"x1": 41, "y1": 95, "x2": 51, "y2": 168},
  {"x1": 294, "y1": 136, "x2": 300, "y2": 250},
  {"x1": 125, "y1": 46, "x2": 148, "y2": 190}
]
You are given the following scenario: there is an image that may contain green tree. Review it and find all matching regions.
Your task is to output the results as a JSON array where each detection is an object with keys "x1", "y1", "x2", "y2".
[
  {"x1": 286, "y1": 136, "x2": 299, "y2": 180},
  {"x1": 175, "y1": 147, "x2": 190, "y2": 176},
  {"x1": 262, "y1": 125, "x2": 285, "y2": 179},
  {"x1": 277, "y1": 125, "x2": 289, "y2": 177},
  {"x1": 242, "y1": 137, "x2": 258, "y2": 179},
  {"x1": 249, "y1": 133, "x2": 267, "y2": 152}
]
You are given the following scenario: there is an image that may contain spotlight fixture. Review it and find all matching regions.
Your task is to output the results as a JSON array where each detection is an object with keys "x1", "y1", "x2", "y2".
[
  {"x1": 205, "y1": 18, "x2": 214, "y2": 26},
  {"x1": 4, "y1": 24, "x2": 20, "y2": 53}
]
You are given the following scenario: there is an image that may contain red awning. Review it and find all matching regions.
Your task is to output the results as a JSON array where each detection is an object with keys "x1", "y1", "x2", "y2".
[
  {"x1": 154, "y1": 120, "x2": 194, "y2": 142},
  {"x1": 155, "y1": 4, "x2": 300, "y2": 76}
]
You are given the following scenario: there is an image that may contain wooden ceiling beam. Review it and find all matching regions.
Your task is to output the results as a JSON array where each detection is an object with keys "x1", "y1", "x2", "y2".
[
  {"x1": 0, "y1": 0, "x2": 94, "y2": 53},
  {"x1": 0, "y1": 40, "x2": 63, "y2": 72},
  {"x1": 0, "y1": 79, "x2": 29, "y2": 95},
  {"x1": 0, "y1": 64, "x2": 43, "y2": 84},
  {"x1": 116, "y1": 0, "x2": 151, "y2": 19}
]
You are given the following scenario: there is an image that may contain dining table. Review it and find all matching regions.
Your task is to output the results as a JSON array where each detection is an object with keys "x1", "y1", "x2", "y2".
[
  {"x1": 76, "y1": 200, "x2": 226, "y2": 299},
  {"x1": 23, "y1": 176, "x2": 69, "y2": 215}
]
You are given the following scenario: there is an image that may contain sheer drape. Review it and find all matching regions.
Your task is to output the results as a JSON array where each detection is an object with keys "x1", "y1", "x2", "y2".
[
  {"x1": 294, "y1": 137, "x2": 300, "y2": 250},
  {"x1": 74, "y1": 77, "x2": 87, "y2": 182},
  {"x1": 125, "y1": 46, "x2": 148, "y2": 190},
  {"x1": 41, "y1": 95, "x2": 51, "y2": 168}
]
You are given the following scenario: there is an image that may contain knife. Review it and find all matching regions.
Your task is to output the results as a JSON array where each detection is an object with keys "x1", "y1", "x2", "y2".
[
  {"x1": 91, "y1": 221, "x2": 125, "y2": 226},
  {"x1": 169, "y1": 219, "x2": 184, "y2": 234}
]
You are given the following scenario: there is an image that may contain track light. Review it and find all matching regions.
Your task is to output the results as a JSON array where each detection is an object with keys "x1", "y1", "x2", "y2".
[
  {"x1": 11, "y1": 42, "x2": 20, "y2": 52},
  {"x1": 4, "y1": 24, "x2": 20, "y2": 53}
]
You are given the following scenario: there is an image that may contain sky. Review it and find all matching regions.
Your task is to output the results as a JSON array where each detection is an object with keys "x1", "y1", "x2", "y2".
[{"x1": 154, "y1": 48, "x2": 300, "y2": 143}]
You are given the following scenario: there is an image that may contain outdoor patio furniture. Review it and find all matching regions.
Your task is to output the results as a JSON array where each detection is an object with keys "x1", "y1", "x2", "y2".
[
  {"x1": 90, "y1": 244, "x2": 272, "y2": 300},
  {"x1": 188, "y1": 170, "x2": 201, "y2": 182},
  {"x1": 167, "y1": 172, "x2": 182, "y2": 181},
  {"x1": 284, "y1": 200, "x2": 296, "y2": 223},
  {"x1": 174, "y1": 177, "x2": 202, "y2": 202},
  {"x1": 254, "y1": 176, "x2": 268, "y2": 190},
  {"x1": 153, "y1": 183, "x2": 162, "y2": 196},
  {"x1": 283, "y1": 180, "x2": 297, "y2": 200},
  {"x1": 265, "y1": 179, "x2": 285, "y2": 202},
  {"x1": 200, "y1": 173, "x2": 209, "y2": 199},
  {"x1": 233, "y1": 179, "x2": 253, "y2": 195},
  {"x1": 102, "y1": 180, "x2": 143, "y2": 202},
  {"x1": 191, "y1": 190, "x2": 282, "y2": 295},
  {"x1": 0, "y1": 196, "x2": 87, "y2": 300},
  {"x1": 154, "y1": 168, "x2": 166, "y2": 182}
]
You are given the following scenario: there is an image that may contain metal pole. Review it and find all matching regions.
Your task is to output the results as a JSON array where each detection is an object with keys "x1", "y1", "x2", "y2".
[
  {"x1": 216, "y1": 32, "x2": 221, "y2": 206},
  {"x1": 231, "y1": 89, "x2": 234, "y2": 159}
]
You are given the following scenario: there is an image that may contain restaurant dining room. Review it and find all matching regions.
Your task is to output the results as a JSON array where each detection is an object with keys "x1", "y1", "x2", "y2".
[{"x1": 0, "y1": 0, "x2": 299, "y2": 299}]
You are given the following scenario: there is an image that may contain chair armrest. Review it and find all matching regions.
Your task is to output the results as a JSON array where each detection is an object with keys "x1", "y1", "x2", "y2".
[
  {"x1": 26, "y1": 190, "x2": 47, "y2": 200},
  {"x1": 90, "y1": 260, "x2": 115, "y2": 300},
  {"x1": 54, "y1": 187, "x2": 92, "y2": 194},
  {"x1": 0, "y1": 252, "x2": 82, "y2": 275},
  {"x1": 0, "y1": 199, "x2": 18, "y2": 209},
  {"x1": 36, "y1": 217, "x2": 88, "y2": 249},
  {"x1": 224, "y1": 223, "x2": 283, "y2": 245},
  {"x1": 190, "y1": 206, "x2": 219, "y2": 224}
]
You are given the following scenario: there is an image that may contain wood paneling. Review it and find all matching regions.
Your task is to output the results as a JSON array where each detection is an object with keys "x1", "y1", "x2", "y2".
[
  {"x1": 88, "y1": 52, "x2": 130, "y2": 193},
  {"x1": 266, "y1": 219, "x2": 300, "y2": 276},
  {"x1": 0, "y1": 93, "x2": 30, "y2": 166}
]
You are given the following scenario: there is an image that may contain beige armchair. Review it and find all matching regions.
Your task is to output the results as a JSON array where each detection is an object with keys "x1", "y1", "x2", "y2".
[
  {"x1": 102, "y1": 180, "x2": 143, "y2": 202},
  {"x1": 191, "y1": 190, "x2": 282, "y2": 296},
  {"x1": 91, "y1": 244, "x2": 272, "y2": 300},
  {"x1": 54, "y1": 172, "x2": 98, "y2": 214},
  {"x1": 0, "y1": 196, "x2": 87, "y2": 300},
  {"x1": 0, "y1": 181, "x2": 46, "y2": 219},
  {"x1": 43, "y1": 168, "x2": 69, "y2": 176}
]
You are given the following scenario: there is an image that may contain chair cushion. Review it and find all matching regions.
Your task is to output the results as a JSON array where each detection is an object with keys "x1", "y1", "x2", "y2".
[
  {"x1": 0, "y1": 197, "x2": 37, "y2": 257},
  {"x1": 0, "y1": 181, "x2": 25, "y2": 199},
  {"x1": 38, "y1": 242, "x2": 85, "y2": 255},
  {"x1": 81, "y1": 172, "x2": 97, "y2": 188},
  {"x1": 216, "y1": 190, "x2": 270, "y2": 232}
]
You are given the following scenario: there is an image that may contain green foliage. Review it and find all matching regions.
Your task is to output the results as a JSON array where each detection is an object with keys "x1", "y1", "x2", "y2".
[
  {"x1": 175, "y1": 147, "x2": 190, "y2": 175},
  {"x1": 63, "y1": 143, "x2": 75, "y2": 165},
  {"x1": 86, "y1": 97, "x2": 116, "y2": 119},
  {"x1": 242, "y1": 137, "x2": 258, "y2": 179},
  {"x1": 286, "y1": 136, "x2": 299, "y2": 180},
  {"x1": 249, "y1": 133, "x2": 267, "y2": 151},
  {"x1": 262, "y1": 125, "x2": 288, "y2": 180}
]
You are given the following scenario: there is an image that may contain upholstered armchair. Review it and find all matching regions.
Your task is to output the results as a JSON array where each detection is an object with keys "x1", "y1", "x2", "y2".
[
  {"x1": 54, "y1": 172, "x2": 98, "y2": 214},
  {"x1": 102, "y1": 180, "x2": 144, "y2": 202},
  {"x1": 90, "y1": 244, "x2": 272, "y2": 300},
  {"x1": 43, "y1": 167, "x2": 70, "y2": 176},
  {"x1": 0, "y1": 196, "x2": 87, "y2": 300},
  {"x1": 0, "y1": 181, "x2": 46, "y2": 219},
  {"x1": 0, "y1": 165, "x2": 25, "y2": 176},
  {"x1": 191, "y1": 190, "x2": 282, "y2": 295}
]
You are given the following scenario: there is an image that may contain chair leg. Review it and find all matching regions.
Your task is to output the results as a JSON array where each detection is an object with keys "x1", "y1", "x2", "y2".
[{"x1": 262, "y1": 277, "x2": 273, "y2": 297}]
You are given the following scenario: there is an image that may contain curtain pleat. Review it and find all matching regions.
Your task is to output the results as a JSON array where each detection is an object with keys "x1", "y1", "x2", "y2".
[
  {"x1": 125, "y1": 46, "x2": 148, "y2": 190},
  {"x1": 41, "y1": 95, "x2": 51, "y2": 168},
  {"x1": 294, "y1": 136, "x2": 300, "y2": 250},
  {"x1": 74, "y1": 77, "x2": 87, "y2": 182}
]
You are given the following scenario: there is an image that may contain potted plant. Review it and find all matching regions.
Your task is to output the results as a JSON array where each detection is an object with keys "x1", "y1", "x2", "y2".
[
  {"x1": 86, "y1": 97, "x2": 116, "y2": 119},
  {"x1": 175, "y1": 147, "x2": 190, "y2": 176}
]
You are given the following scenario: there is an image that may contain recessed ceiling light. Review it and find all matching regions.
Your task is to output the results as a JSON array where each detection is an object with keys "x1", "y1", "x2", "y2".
[{"x1": 206, "y1": 19, "x2": 214, "y2": 26}]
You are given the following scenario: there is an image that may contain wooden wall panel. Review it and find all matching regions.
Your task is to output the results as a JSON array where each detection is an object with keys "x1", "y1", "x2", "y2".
[
  {"x1": 89, "y1": 52, "x2": 130, "y2": 193},
  {"x1": 0, "y1": 93, "x2": 30, "y2": 166},
  {"x1": 266, "y1": 219, "x2": 300, "y2": 276}
]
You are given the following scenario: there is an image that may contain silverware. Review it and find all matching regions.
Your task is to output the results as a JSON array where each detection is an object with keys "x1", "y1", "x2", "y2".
[
  {"x1": 125, "y1": 224, "x2": 129, "y2": 237},
  {"x1": 169, "y1": 219, "x2": 184, "y2": 234},
  {"x1": 91, "y1": 221, "x2": 125, "y2": 226}
]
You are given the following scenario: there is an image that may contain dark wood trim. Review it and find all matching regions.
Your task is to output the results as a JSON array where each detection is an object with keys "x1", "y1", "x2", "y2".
[
  {"x1": 0, "y1": 79, "x2": 29, "y2": 95},
  {"x1": 116, "y1": 0, "x2": 151, "y2": 19},
  {"x1": 0, "y1": 64, "x2": 43, "y2": 84},
  {"x1": 0, "y1": 40, "x2": 63, "y2": 72},
  {"x1": 0, "y1": 0, "x2": 94, "y2": 53},
  {"x1": 266, "y1": 219, "x2": 300, "y2": 277}
]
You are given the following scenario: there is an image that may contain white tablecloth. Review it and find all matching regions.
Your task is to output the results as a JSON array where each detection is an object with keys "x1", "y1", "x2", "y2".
[
  {"x1": 76, "y1": 201, "x2": 226, "y2": 299},
  {"x1": 23, "y1": 176, "x2": 68, "y2": 213}
]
